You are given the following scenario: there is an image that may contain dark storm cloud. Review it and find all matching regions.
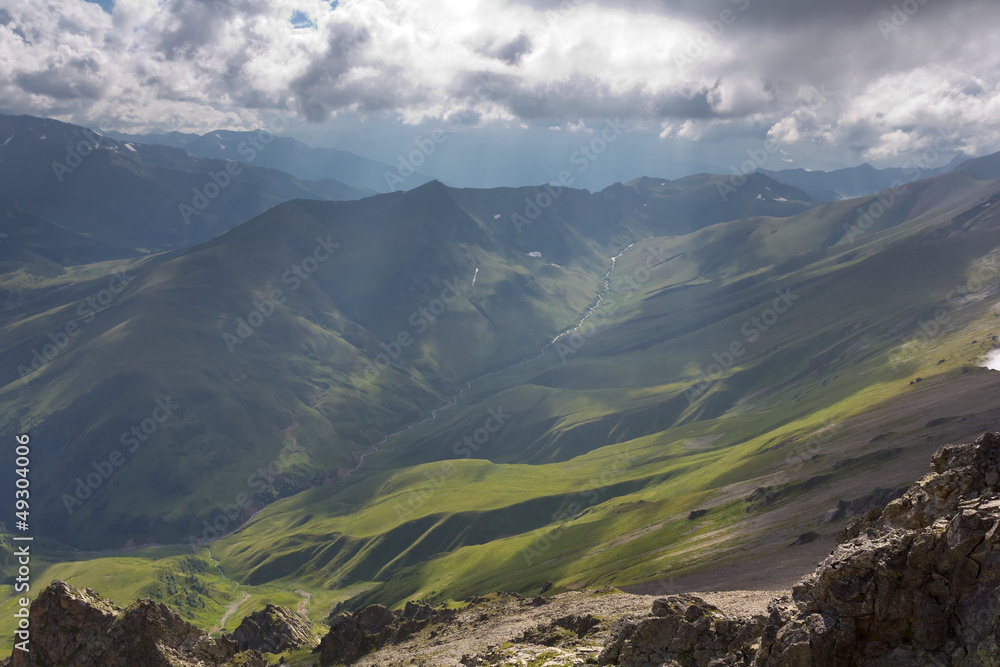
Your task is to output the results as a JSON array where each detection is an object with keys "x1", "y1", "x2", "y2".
[
  {"x1": 452, "y1": 70, "x2": 717, "y2": 123},
  {"x1": 513, "y1": 0, "x2": 981, "y2": 28},
  {"x1": 490, "y1": 34, "x2": 533, "y2": 65},
  {"x1": 478, "y1": 75, "x2": 653, "y2": 120},
  {"x1": 650, "y1": 86, "x2": 717, "y2": 119},
  {"x1": 5, "y1": 0, "x2": 1000, "y2": 168},
  {"x1": 289, "y1": 23, "x2": 368, "y2": 122},
  {"x1": 289, "y1": 24, "x2": 432, "y2": 123},
  {"x1": 447, "y1": 109, "x2": 483, "y2": 126},
  {"x1": 155, "y1": 0, "x2": 268, "y2": 60},
  {"x1": 16, "y1": 58, "x2": 106, "y2": 100}
]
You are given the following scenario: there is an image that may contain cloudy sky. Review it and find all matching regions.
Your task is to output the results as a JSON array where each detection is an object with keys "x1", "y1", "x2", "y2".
[{"x1": 2, "y1": 0, "x2": 998, "y2": 188}]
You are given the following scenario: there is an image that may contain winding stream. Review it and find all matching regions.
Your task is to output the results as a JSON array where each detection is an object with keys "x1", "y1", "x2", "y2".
[
  {"x1": 368, "y1": 240, "x2": 638, "y2": 450},
  {"x1": 84, "y1": 241, "x2": 643, "y2": 555},
  {"x1": 207, "y1": 548, "x2": 249, "y2": 632}
]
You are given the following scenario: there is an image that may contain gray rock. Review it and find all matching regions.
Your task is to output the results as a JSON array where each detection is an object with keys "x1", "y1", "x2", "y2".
[
  {"x1": 600, "y1": 432, "x2": 1000, "y2": 667},
  {"x1": 599, "y1": 593, "x2": 764, "y2": 667},
  {"x1": 316, "y1": 601, "x2": 457, "y2": 665},
  {"x1": 756, "y1": 432, "x2": 1000, "y2": 666},
  {"x1": 230, "y1": 603, "x2": 319, "y2": 654},
  {"x1": 1, "y1": 580, "x2": 266, "y2": 667}
]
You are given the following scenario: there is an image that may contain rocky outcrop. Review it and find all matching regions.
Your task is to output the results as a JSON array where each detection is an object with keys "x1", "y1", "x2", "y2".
[
  {"x1": 316, "y1": 604, "x2": 397, "y2": 665},
  {"x1": 2, "y1": 580, "x2": 267, "y2": 667},
  {"x1": 754, "y1": 432, "x2": 1000, "y2": 666},
  {"x1": 9, "y1": 433, "x2": 1000, "y2": 667},
  {"x1": 230, "y1": 603, "x2": 320, "y2": 654},
  {"x1": 598, "y1": 594, "x2": 764, "y2": 667},
  {"x1": 513, "y1": 613, "x2": 602, "y2": 646},
  {"x1": 600, "y1": 432, "x2": 1000, "y2": 666},
  {"x1": 316, "y1": 601, "x2": 457, "y2": 665},
  {"x1": 821, "y1": 486, "x2": 907, "y2": 524}
]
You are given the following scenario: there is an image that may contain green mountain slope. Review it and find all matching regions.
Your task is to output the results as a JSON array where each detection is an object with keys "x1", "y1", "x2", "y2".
[
  {"x1": 4, "y1": 161, "x2": 1000, "y2": 647},
  {"x1": 204, "y1": 166, "x2": 1000, "y2": 609},
  {"x1": 0, "y1": 114, "x2": 371, "y2": 254},
  {"x1": 0, "y1": 196, "x2": 131, "y2": 277},
  {"x1": 0, "y1": 173, "x2": 813, "y2": 551}
]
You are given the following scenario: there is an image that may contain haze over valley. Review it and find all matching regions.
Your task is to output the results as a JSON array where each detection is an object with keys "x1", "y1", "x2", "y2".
[{"x1": 3, "y1": 1, "x2": 1000, "y2": 665}]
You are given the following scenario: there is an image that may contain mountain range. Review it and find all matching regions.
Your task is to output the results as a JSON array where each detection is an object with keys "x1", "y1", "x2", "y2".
[
  {"x1": 104, "y1": 128, "x2": 434, "y2": 195},
  {"x1": 3, "y1": 115, "x2": 1000, "y2": 662},
  {"x1": 759, "y1": 154, "x2": 970, "y2": 202},
  {"x1": 0, "y1": 157, "x2": 817, "y2": 550},
  {"x1": 107, "y1": 124, "x2": 975, "y2": 203},
  {"x1": 0, "y1": 115, "x2": 371, "y2": 260}
]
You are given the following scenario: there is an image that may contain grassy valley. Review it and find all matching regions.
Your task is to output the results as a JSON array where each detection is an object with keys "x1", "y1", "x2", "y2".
[
  {"x1": 200, "y1": 166, "x2": 1000, "y2": 612},
  {"x1": 4, "y1": 162, "x2": 1000, "y2": 658}
]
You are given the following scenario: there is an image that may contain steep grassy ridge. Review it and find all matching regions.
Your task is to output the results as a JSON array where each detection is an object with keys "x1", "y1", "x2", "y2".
[
  {"x1": 207, "y1": 169, "x2": 1000, "y2": 608},
  {"x1": 7, "y1": 166, "x2": 1000, "y2": 644}
]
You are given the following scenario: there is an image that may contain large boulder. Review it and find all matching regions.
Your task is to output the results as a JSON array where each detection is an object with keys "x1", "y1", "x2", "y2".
[
  {"x1": 316, "y1": 604, "x2": 398, "y2": 665},
  {"x1": 230, "y1": 603, "x2": 320, "y2": 654},
  {"x1": 315, "y1": 601, "x2": 458, "y2": 665},
  {"x1": 599, "y1": 593, "x2": 764, "y2": 667}
]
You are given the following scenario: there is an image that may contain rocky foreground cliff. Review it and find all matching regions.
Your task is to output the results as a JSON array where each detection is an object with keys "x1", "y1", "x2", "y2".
[
  {"x1": 5, "y1": 432, "x2": 1000, "y2": 666},
  {"x1": 0, "y1": 580, "x2": 268, "y2": 666}
]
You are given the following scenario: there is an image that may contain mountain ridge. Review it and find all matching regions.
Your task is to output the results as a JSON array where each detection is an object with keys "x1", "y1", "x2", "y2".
[
  {"x1": 0, "y1": 114, "x2": 372, "y2": 256},
  {"x1": 103, "y1": 127, "x2": 433, "y2": 194},
  {"x1": 759, "y1": 153, "x2": 971, "y2": 202},
  {"x1": 0, "y1": 168, "x2": 818, "y2": 550},
  {"x1": 5, "y1": 135, "x2": 1000, "y2": 665}
]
